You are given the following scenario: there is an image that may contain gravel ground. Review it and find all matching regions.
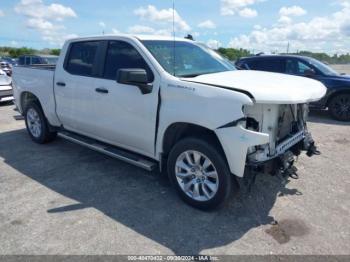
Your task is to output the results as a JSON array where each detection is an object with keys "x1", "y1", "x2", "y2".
[{"x1": 0, "y1": 102, "x2": 349, "y2": 255}]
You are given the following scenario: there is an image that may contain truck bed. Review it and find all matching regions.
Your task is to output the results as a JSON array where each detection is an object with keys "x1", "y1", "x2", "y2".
[{"x1": 12, "y1": 65, "x2": 56, "y2": 121}]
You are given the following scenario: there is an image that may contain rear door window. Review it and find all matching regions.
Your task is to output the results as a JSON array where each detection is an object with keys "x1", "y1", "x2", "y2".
[
  {"x1": 246, "y1": 58, "x2": 285, "y2": 73},
  {"x1": 65, "y1": 41, "x2": 100, "y2": 77}
]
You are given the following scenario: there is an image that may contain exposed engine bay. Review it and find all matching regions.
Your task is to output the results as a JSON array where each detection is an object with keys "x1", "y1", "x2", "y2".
[{"x1": 243, "y1": 103, "x2": 320, "y2": 178}]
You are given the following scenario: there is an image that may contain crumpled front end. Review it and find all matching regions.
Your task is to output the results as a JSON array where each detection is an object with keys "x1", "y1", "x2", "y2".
[
  {"x1": 215, "y1": 103, "x2": 319, "y2": 178},
  {"x1": 244, "y1": 103, "x2": 319, "y2": 176}
]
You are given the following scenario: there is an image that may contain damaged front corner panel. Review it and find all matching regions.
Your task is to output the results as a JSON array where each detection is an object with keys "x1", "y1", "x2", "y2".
[{"x1": 215, "y1": 125, "x2": 269, "y2": 177}]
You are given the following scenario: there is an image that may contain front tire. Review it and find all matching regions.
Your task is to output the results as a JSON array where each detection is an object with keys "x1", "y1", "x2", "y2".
[
  {"x1": 329, "y1": 94, "x2": 350, "y2": 121},
  {"x1": 167, "y1": 137, "x2": 236, "y2": 210},
  {"x1": 24, "y1": 102, "x2": 57, "y2": 144}
]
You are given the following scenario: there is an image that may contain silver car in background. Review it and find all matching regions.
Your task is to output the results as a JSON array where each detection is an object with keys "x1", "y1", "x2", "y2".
[{"x1": 0, "y1": 69, "x2": 13, "y2": 103}]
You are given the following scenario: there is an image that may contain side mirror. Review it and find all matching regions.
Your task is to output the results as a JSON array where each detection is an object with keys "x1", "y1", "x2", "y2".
[
  {"x1": 117, "y1": 69, "x2": 153, "y2": 95},
  {"x1": 235, "y1": 64, "x2": 245, "y2": 70},
  {"x1": 304, "y1": 69, "x2": 316, "y2": 78}
]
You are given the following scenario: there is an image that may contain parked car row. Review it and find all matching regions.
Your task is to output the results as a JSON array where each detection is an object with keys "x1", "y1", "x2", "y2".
[
  {"x1": 0, "y1": 61, "x2": 12, "y2": 76},
  {"x1": 0, "y1": 56, "x2": 18, "y2": 76},
  {"x1": 235, "y1": 55, "x2": 350, "y2": 121}
]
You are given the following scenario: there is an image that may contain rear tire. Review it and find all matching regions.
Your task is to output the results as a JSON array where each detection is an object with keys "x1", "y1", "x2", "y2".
[
  {"x1": 328, "y1": 94, "x2": 350, "y2": 121},
  {"x1": 167, "y1": 137, "x2": 237, "y2": 210},
  {"x1": 24, "y1": 102, "x2": 57, "y2": 144}
]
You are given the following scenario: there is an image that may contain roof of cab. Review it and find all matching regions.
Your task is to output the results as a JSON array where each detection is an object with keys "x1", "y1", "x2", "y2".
[{"x1": 66, "y1": 34, "x2": 192, "y2": 43}]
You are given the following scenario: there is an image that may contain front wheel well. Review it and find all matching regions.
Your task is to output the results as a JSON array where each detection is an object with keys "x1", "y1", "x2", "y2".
[{"x1": 162, "y1": 123, "x2": 225, "y2": 159}]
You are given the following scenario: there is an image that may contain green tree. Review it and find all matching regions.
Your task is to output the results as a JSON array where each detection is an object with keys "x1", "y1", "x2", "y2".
[
  {"x1": 50, "y1": 49, "x2": 61, "y2": 56},
  {"x1": 217, "y1": 48, "x2": 251, "y2": 61},
  {"x1": 8, "y1": 47, "x2": 36, "y2": 58}
]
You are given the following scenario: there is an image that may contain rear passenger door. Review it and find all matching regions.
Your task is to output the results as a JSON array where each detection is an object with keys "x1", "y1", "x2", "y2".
[{"x1": 55, "y1": 40, "x2": 102, "y2": 132}]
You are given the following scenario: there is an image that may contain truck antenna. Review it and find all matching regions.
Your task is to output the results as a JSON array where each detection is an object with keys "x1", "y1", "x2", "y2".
[{"x1": 172, "y1": 0, "x2": 176, "y2": 76}]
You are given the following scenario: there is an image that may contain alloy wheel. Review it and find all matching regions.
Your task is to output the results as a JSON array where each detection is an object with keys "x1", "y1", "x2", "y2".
[
  {"x1": 331, "y1": 95, "x2": 350, "y2": 121},
  {"x1": 26, "y1": 108, "x2": 42, "y2": 138},
  {"x1": 175, "y1": 150, "x2": 219, "y2": 202}
]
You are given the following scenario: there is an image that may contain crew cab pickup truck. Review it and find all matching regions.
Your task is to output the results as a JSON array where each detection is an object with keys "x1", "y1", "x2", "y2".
[{"x1": 12, "y1": 35, "x2": 327, "y2": 210}]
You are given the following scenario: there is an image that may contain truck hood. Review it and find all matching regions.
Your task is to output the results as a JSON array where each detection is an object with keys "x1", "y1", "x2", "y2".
[{"x1": 183, "y1": 70, "x2": 327, "y2": 104}]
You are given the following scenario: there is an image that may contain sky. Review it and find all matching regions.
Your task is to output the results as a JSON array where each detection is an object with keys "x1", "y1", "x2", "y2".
[{"x1": 0, "y1": 0, "x2": 349, "y2": 54}]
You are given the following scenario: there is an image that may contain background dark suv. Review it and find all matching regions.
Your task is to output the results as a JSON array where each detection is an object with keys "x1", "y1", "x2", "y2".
[
  {"x1": 236, "y1": 55, "x2": 350, "y2": 121},
  {"x1": 18, "y1": 55, "x2": 58, "y2": 66}
]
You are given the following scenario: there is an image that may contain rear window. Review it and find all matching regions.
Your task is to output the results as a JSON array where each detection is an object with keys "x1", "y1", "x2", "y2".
[{"x1": 65, "y1": 41, "x2": 100, "y2": 77}]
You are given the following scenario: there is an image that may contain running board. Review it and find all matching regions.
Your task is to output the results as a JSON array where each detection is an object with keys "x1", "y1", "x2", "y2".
[{"x1": 58, "y1": 131, "x2": 157, "y2": 171}]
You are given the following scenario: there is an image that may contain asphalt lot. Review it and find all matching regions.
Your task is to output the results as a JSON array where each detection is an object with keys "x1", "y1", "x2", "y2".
[{"x1": 0, "y1": 102, "x2": 349, "y2": 255}]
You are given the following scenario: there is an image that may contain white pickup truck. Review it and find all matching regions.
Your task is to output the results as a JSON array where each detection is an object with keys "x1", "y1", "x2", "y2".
[{"x1": 13, "y1": 35, "x2": 326, "y2": 210}]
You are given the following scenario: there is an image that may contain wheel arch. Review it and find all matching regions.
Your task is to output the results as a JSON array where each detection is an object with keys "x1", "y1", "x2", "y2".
[
  {"x1": 20, "y1": 91, "x2": 58, "y2": 132},
  {"x1": 160, "y1": 122, "x2": 229, "y2": 173},
  {"x1": 20, "y1": 91, "x2": 42, "y2": 113}
]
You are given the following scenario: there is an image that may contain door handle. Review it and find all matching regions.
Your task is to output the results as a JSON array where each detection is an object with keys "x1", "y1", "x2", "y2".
[
  {"x1": 95, "y1": 87, "x2": 109, "y2": 94},
  {"x1": 56, "y1": 82, "x2": 66, "y2": 87}
]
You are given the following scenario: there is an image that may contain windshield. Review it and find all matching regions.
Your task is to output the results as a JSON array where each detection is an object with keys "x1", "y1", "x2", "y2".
[
  {"x1": 142, "y1": 40, "x2": 235, "y2": 77},
  {"x1": 306, "y1": 57, "x2": 339, "y2": 76}
]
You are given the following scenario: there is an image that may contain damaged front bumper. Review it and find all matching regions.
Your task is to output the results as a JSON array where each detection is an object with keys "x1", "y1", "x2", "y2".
[
  {"x1": 247, "y1": 130, "x2": 320, "y2": 177},
  {"x1": 216, "y1": 125, "x2": 320, "y2": 178},
  {"x1": 216, "y1": 103, "x2": 320, "y2": 178}
]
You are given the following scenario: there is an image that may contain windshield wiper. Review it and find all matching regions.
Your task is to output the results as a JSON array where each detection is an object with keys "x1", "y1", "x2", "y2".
[{"x1": 178, "y1": 73, "x2": 202, "y2": 78}]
